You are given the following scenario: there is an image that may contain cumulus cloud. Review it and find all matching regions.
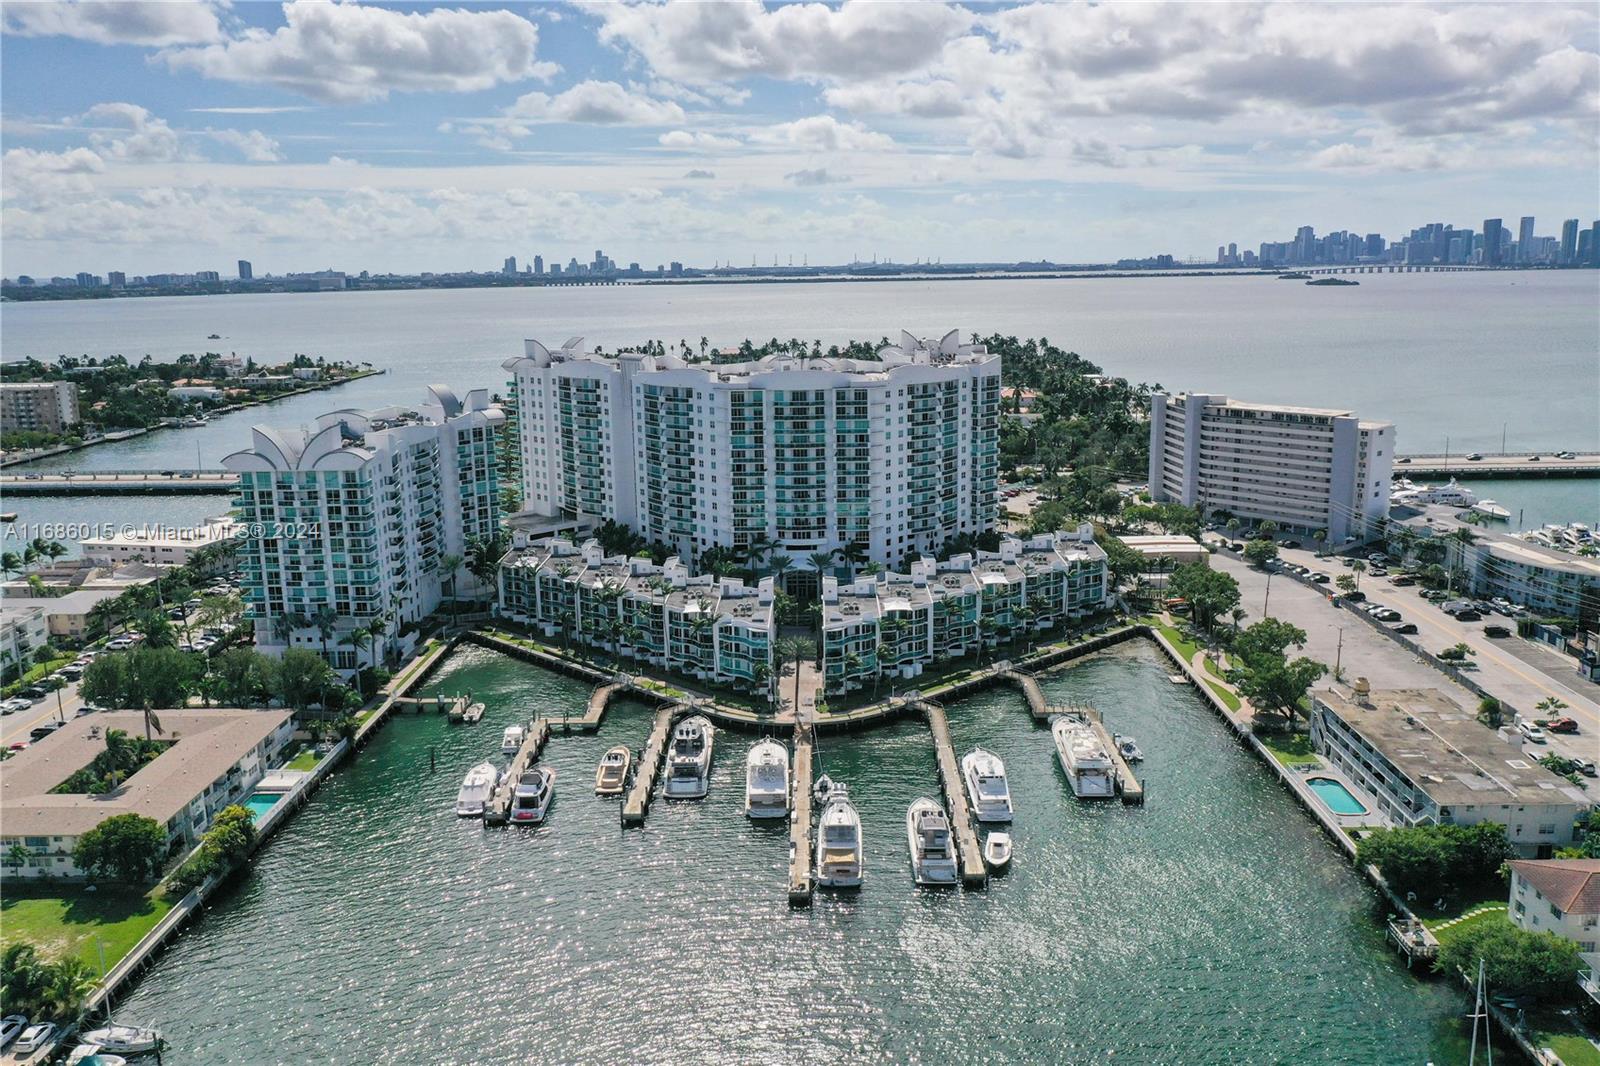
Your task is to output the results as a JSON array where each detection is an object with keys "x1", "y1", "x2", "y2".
[
  {"x1": 659, "y1": 129, "x2": 743, "y2": 151},
  {"x1": 76, "y1": 102, "x2": 188, "y2": 162},
  {"x1": 590, "y1": 0, "x2": 974, "y2": 83},
  {"x1": 160, "y1": 1, "x2": 557, "y2": 103},
  {"x1": 503, "y1": 81, "x2": 685, "y2": 125},
  {"x1": 210, "y1": 128, "x2": 285, "y2": 163},
  {"x1": 2, "y1": 0, "x2": 222, "y2": 46},
  {"x1": 751, "y1": 115, "x2": 893, "y2": 152}
]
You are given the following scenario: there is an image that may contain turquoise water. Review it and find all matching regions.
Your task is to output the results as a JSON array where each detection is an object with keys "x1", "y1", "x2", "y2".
[
  {"x1": 1307, "y1": 777, "x2": 1368, "y2": 816},
  {"x1": 114, "y1": 642, "x2": 1476, "y2": 1064},
  {"x1": 241, "y1": 793, "x2": 280, "y2": 820}
]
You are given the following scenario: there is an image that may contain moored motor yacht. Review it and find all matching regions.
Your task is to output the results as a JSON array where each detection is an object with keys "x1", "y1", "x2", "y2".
[
  {"x1": 454, "y1": 761, "x2": 499, "y2": 818},
  {"x1": 744, "y1": 739, "x2": 790, "y2": 819},
  {"x1": 815, "y1": 784, "x2": 864, "y2": 888},
  {"x1": 509, "y1": 766, "x2": 555, "y2": 824},
  {"x1": 594, "y1": 745, "x2": 631, "y2": 795},
  {"x1": 662, "y1": 715, "x2": 714, "y2": 799},
  {"x1": 78, "y1": 1027, "x2": 161, "y2": 1056},
  {"x1": 905, "y1": 797, "x2": 959, "y2": 885},
  {"x1": 67, "y1": 1046, "x2": 127, "y2": 1066},
  {"x1": 960, "y1": 747, "x2": 1014, "y2": 823},
  {"x1": 501, "y1": 723, "x2": 526, "y2": 755},
  {"x1": 1052, "y1": 715, "x2": 1117, "y2": 798},
  {"x1": 1471, "y1": 499, "x2": 1511, "y2": 521}
]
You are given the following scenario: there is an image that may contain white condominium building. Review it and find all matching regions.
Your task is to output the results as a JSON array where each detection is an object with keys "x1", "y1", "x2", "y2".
[
  {"x1": 1148, "y1": 392, "x2": 1393, "y2": 542},
  {"x1": 497, "y1": 535, "x2": 776, "y2": 692},
  {"x1": 820, "y1": 526, "x2": 1109, "y2": 694},
  {"x1": 501, "y1": 330, "x2": 1002, "y2": 568},
  {"x1": 224, "y1": 386, "x2": 503, "y2": 670}
]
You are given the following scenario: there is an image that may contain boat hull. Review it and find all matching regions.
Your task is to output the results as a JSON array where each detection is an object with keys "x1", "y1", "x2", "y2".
[{"x1": 906, "y1": 801, "x2": 959, "y2": 886}]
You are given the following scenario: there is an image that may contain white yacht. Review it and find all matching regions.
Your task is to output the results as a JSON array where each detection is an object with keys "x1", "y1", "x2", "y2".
[
  {"x1": 984, "y1": 832, "x2": 1013, "y2": 871},
  {"x1": 501, "y1": 723, "x2": 526, "y2": 755},
  {"x1": 905, "y1": 797, "x2": 959, "y2": 885},
  {"x1": 454, "y1": 761, "x2": 499, "y2": 818},
  {"x1": 662, "y1": 715, "x2": 714, "y2": 799},
  {"x1": 1052, "y1": 716, "x2": 1117, "y2": 799},
  {"x1": 595, "y1": 745, "x2": 631, "y2": 796},
  {"x1": 1471, "y1": 499, "x2": 1511, "y2": 521},
  {"x1": 1114, "y1": 733, "x2": 1144, "y2": 762},
  {"x1": 815, "y1": 784, "x2": 864, "y2": 888},
  {"x1": 67, "y1": 1047, "x2": 127, "y2": 1066},
  {"x1": 509, "y1": 766, "x2": 555, "y2": 825},
  {"x1": 1389, "y1": 477, "x2": 1477, "y2": 508},
  {"x1": 78, "y1": 1027, "x2": 160, "y2": 1056},
  {"x1": 960, "y1": 747, "x2": 1014, "y2": 823},
  {"x1": 744, "y1": 739, "x2": 790, "y2": 819}
]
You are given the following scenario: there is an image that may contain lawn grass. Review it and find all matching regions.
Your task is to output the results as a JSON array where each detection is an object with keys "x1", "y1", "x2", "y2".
[
  {"x1": 0, "y1": 884, "x2": 173, "y2": 972},
  {"x1": 1204, "y1": 678, "x2": 1243, "y2": 712},
  {"x1": 1258, "y1": 731, "x2": 1321, "y2": 767},
  {"x1": 1535, "y1": 1028, "x2": 1600, "y2": 1066},
  {"x1": 285, "y1": 748, "x2": 321, "y2": 771},
  {"x1": 1422, "y1": 902, "x2": 1508, "y2": 937}
]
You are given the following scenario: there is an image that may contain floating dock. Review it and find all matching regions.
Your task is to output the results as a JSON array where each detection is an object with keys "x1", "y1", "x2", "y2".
[
  {"x1": 483, "y1": 718, "x2": 551, "y2": 826},
  {"x1": 787, "y1": 724, "x2": 815, "y2": 905},
  {"x1": 621, "y1": 704, "x2": 681, "y2": 826},
  {"x1": 1075, "y1": 705, "x2": 1144, "y2": 806},
  {"x1": 920, "y1": 701, "x2": 988, "y2": 887},
  {"x1": 393, "y1": 694, "x2": 466, "y2": 716}
]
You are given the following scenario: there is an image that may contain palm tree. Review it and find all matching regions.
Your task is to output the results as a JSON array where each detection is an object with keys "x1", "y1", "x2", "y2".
[
  {"x1": 312, "y1": 606, "x2": 338, "y2": 663},
  {"x1": 0, "y1": 551, "x2": 21, "y2": 579},
  {"x1": 767, "y1": 553, "x2": 793, "y2": 590},
  {"x1": 839, "y1": 540, "x2": 869, "y2": 577},
  {"x1": 776, "y1": 635, "x2": 817, "y2": 718},
  {"x1": 342, "y1": 629, "x2": 371, "y2": 698},
  {"x1": 752, "y1": 661, "x2": 774, "y2": 712},
  {"x1": 41, "y1": 540, "x2": 67, "y2": 565},
  {"x1": 438, "y1": 552, "x2": 464, "y2": 625},
  {"x1": 807, "y1": 550, "x2": 836, "y2": 583},
  {"x1": 842, "y1": 650, "x2": 863, "y2": 693},
  {"x1": 1349, "y1": 559, "x2": 1367, "y2": 592},
  {"x1": 44, "y1": 956, "x2": 97, "y2": 1017},
  {"x1": 1446, "y1": 527, "x2": 1478, "y2": 593}
]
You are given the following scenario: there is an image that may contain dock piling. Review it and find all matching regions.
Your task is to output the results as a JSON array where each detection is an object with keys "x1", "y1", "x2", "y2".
[{"x1": 787, "y1": 723, "x2": 814, "y2": 905}]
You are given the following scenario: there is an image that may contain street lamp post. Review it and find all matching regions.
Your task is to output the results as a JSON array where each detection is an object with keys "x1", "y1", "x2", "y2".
[{"x1": 1262, "y1": 571, "x2": 1275, "y2": 619}]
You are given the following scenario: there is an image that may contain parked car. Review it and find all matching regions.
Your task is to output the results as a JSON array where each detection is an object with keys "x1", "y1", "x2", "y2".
[
  {"x1": 59, "y1": 665, "x2": 82, "y2": 680},
  {"x1": 0, "y1": 697, "x2": 31, "y2": 715},
  {"x1": 1389, "y1": 622, "x2": 1419, "y2": 634},
  {"x1": 13, "y1": 1022, "x2": 54, "y2": 1055},
  {"x1": 20, "y1": 686, "x2": 48, "y2": 702},
  {"x1": 1482, "y1": 624, "x2": 1511, "y2": 638},
  {"x1": 1545, "y1": 717, "x2": 1580, "y2": 734},
  {"x1": 1391, "y1": 576, "x2": 1415, "y2": 587},
  {"x1": 1518, "y1": 721, "x2": 1547, "y2": 743},
  {"x1": 1281, "y1": 539, "x2": 1301, "y2": 549},
  {"x1": 28, "y1": 723, "x2": 61, "y2": 742},
  {"x1": 1423, "y1": 590, "x2": 1449, "y2": 601},
  {"x1": 1454, "y1": 610, "x2": 1481, "y2": 622},
  {"x1": 1367, "y1": 553, "x2": 1389, "y2": 564},
  {"x1": 1577, "y1": 760, "x2": 1598, "y2": 778},
  {"x1": 1555, "y1": 450, "x2": 1577, "y2": 460},
  {"x1": 0, "y1": 1014, "x2": 25, "y2": 1048},
  {"x1": 1311, "y1": 573, "x2": 1331, "y2": 584}
]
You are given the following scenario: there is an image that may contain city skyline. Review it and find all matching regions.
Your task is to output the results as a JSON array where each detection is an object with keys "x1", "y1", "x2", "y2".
[{"x1": 3, "y1": 2, "x2": 1598, "y2": 274}]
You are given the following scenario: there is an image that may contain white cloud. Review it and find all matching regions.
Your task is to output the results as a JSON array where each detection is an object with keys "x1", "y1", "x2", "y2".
[
  {"x1": 785, "y1": 167, "x2": 846, "y2": 186},
  {"x1": 1, "y1": 146, "x2": 106, "y2": 209},
  {"x1": 189, "y1": 106, "x2": 314, "y2": 115},
  {"x1": 160, "y1": 1, "x2": 558, "y2": 103},
  {"x1": 589, "y1": 0, "x2": 974, "y2": 83},
  {"x1": 659, "y1": 129, "x2": 742, "y2": 151},
  {"x1": 2, "y1": 0, "x2": 222, "y2": 46},
  {"x1": 503, "y1": 81, "x2": 684, "y2": 126},
  {"x1": 76, "y1": 102, "x2": 187, "y2": 162},
  {"x1": 210, "y1": 128, "x2": 285, "y2": 163},
  {"x1": 750, "y1": 115, "x2": 893, "y2": 152}
]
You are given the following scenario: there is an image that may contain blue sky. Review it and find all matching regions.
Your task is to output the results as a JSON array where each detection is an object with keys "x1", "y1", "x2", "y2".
[{"x1": 3, "y1": 1, "x2": 1597, "y2": 276}]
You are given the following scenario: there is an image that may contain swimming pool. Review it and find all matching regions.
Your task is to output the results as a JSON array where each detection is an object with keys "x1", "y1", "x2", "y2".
[
  {"x1": 243, "y1": 793, "x2": 282, "y2": 820},
  {"x1": 1306, "y1": 777, "x2": 1367, "y2": 816}
]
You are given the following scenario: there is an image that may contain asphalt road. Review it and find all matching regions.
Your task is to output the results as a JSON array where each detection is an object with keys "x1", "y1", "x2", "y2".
[
  {"x1": 1, "y1": 677, "x2": 86, "y2": 748},
  {"x1": 1208, "y1": 547, "x2": 1598, "y2": 768}
]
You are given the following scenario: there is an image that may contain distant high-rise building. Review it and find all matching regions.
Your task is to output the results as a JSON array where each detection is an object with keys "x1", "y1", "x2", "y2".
[
  {"x1": 238, "y1": 259, "x2": 253, "y2": 280},
  {"x1": 669, "y1": 261, "x2": 683, "y2": 277},
  {"x1": 1365, "y1": 233, "x2": 1384, "y2": 258},
  {"x1": 1559, "y1": 219, "x2": 1579, "y2": 266},
  {"x1": 502, "y1": 256, "x2": 517, "y2": 276},
  {"x1": 107, "y1": 271, "x2": 125, "y2": 290},
  {"x1": 1216, "y1": 245, "x2": 1227, "y2": 265},
  {"x1": 196, "y1": 270, "x2": 220, "y2": 283},
  {"x1": 549, "y1": 263, "x2": 561, "y2": 276},
  {"x1": 1482, "y1": 219, "x2": 1504, "y2": 266},
  {"x1": 532, "y1": 255, "x2": 544, "y2": 275},
  {"x1": 1295, "y1": 226, "x2": 1315, "y2": 264},
  {"x1": 1227, "y1": 242, "x2": 1237, "y2": 263},
  {"x1": 1578, "y1": 226, "x2": 1595, "y2": 267},
  {"x1": 1517, "y1": 216, "x2": 1535, "y2": 263},
  {"x1": 75, "y1": 272, "x2": 96, "y2": 288}
]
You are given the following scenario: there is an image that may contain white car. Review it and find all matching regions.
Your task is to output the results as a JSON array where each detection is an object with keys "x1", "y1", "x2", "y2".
[
  {"x1": 1, "y1": 697, "x2": 32, "y2": 715},
  {"x1": 15, "y1": 1022, "x2": 55, "y2": 1054},
  {"x1": 0, "y1": 1015, "x2": 27, "y2": 1048},
  {"x1": 1518, "y1": 722, "x2": 1548, "y2": 744}
]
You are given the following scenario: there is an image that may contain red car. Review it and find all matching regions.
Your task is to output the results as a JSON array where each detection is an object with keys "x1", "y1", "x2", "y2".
[{"x1": 1545, "y1": 717, "x2": 1580, "y2": 734}]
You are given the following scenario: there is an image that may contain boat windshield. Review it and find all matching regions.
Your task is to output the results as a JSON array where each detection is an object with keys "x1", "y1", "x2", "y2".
[
  {"x1": 975, "y1": 774, "x2": 1007, "y2": 798},
  {"x1": 823, "y1": 825, "x2": 857, "y2": 846}
]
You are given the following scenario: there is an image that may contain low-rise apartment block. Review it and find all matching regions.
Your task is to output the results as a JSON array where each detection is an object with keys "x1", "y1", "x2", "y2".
[
  {"x1": 1506, "y1": 858, "x2": 1600, "y2": 1004},
  {"x1": 820, "y1": 526, "x2": 1109, "y2": 694},
  {"x1": 1150, "y1": 392, "x2": 1393, "y2": 542},
  {"x1": 1310, "y1": 687, "x2": 1587, "y2": 857},
  {"x1": 1, "y1": 380, "x2": 80, "y2": 434},
  {"x1": 1, "y1": 709, "x2": 293, "y2": 879},
  {"x1": 497, "y1": 535, "x2": 776, "y2": 692}
]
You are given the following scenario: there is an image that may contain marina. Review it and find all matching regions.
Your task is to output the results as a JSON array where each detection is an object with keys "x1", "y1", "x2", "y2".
[{"x1": 106, "y1": 642, "x2": 1477, "y2": 1062}]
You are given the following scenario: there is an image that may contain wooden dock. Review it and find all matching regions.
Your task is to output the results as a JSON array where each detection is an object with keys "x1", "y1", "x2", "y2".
[
  {"x1": 392, "y1": 694, "x2": 466, "y2": 716},
  {"x1": 787, "y1": 724, "x2": 814, "y2": 905},
  {"x1": 920, "y1": 701, "x2": 987, "y2": 887},
  {"x1": 561, "y1": 680, "x2": 623, "y2": 733},
  {"x1": 621, "y1": 704, "x2": 681, "y2": 826},
  {"x1": 1075, "y1": 706, "x2": 1144, "y2": 806},
  {"x1": 484, "y1": 718, "x2": 551, "y2": 825},
  {"x1": 1001, "y1": 669, "x2": 1052, "y2": 720}
]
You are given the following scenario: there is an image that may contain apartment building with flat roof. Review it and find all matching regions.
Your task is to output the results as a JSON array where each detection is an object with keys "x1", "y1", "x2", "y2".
[
  {"x1": 1149, "y1": 392, "x2": 1393, "y2": 542},
  {"x1": 1, "y1": 380, "x2": 80, "y2": 434}
]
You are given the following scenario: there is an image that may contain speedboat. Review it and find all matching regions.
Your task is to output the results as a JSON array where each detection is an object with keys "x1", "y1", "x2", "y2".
[
  {"x1": 454, "y1": 761, "x2": 499, "y2": 817},
  {"x1": 813, "y1": 773, "x2": 835, "y2": 803},
  {"x1": 1114, "y1": 733, "x2": 1144, "y2": 762},
  {"x1": 960, "y1": 747, "x2": 1014, "y2": 823},
  {"x1": 509, "y1": 767, "x2": 555, "y2": 825},
  {"x1": 501, "y1": 723, "x2": 526, "y2": 755},
  {"x1": 1052, "y1": 715, "x2": 1117, "y2": 798},
  {"x1": 1472, "y1": 500, "x2": 1511, "y2": 521},
  {"x1": 984, "y1": 832, "x2": 1013, "y2": 871},
  {"x1": 78, "y1": 1027, "x2": 161, "y2": 1056},
  {"x1": 744, "y1": 739, "x2": 790, "y2": 819},
  {"x1": 594, "y1": 745, "x2": 631, "y2": 796},
  {"x1": 67, "y1": 1046, "x2": 127, "y2": 1066},
  {"x1": 815, "y1": 784, "x2": 863, "y2": 888},
  {"x1": 905, "y1": 797, "x2": 959, "y2": 885},
  {"x1": 662, "y1": 715, "x2": 713, "y2": 799}
]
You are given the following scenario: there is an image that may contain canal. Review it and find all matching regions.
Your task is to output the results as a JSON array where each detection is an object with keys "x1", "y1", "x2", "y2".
[{"x1": 118, "y1": 641, "x2": 1475, "y2": 1063}]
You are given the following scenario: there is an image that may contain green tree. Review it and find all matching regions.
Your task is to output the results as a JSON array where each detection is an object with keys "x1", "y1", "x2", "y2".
[
  {"x1": 777, "y1": 635, "x2": 817, "y2": 718},
  {"x1": 1476, "y1": 695, "x2": 1503, "y2": 728},
  {"x1": 1356, "y1": 822, "x2": 1511, "y2": 899},
  {"x1": 42, "y1": 956, "x2": 96, "y2": 1019},
  {"x1": 1233, "y1": 618, "x2": 1308, "y2": 668},
  {"x1": 1166, "y1": 563, "x2": 1240, "y2": 631},
  {"x1": 1237, "y1": 655, "x2": 1326, "y2": 729},
  {"x1": 73, "y1": 812, "x2": 167, "y2": 883},
  {"x1": 206, "y1": 804, "x2": 258, "y2": 864},
  {"x1": 276, "y1": 648, "x2": 334, "y2": 712},
  {"x1": 1435, "y1": 917, "x2": 1582, "y2": 1001},
  {"x1": 1242, "y1": 539, "x2": 1279, "y2": 569},
  {"x1": 213, "y1": 647, "x2": 276, "y2": 707}
]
